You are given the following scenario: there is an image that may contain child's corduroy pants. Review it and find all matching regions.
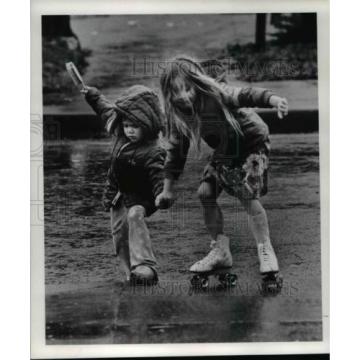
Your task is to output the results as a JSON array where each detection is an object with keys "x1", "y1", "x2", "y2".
[{"x1": 110, "y1": 203, "x2": 157, "y2": 280}]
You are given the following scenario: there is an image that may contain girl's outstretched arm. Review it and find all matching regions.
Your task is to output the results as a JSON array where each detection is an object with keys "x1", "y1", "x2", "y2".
[
  {"x1": 83, "y1": 86, "x2": 119, "y2": 134},
  {"x1": 155, "y1": 131, "x2": 190, "y2": 209},
  {"x1": 221, "y1": 83, "x2": 275, "y2": 109},
  {"x1": 163, "y1": 131, "x2": 190, "y2": 181},
  {"x1": 221, "y1": 83, "x2": 288, "y2": 118}
]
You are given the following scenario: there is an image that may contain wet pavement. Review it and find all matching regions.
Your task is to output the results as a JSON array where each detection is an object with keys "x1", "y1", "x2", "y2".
[{"x1": 44, "y1": 133, "x2": 322, "y2": 344}]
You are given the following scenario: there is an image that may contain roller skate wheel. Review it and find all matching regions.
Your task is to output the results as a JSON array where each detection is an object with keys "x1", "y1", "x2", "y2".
[
  {"x1": 229, "y1": 274, "x2": 238, "y2": 286},
  {"x1": 261, "y1": 273, "x2": 283, "y2": 293},
  {"x1": 190, "y1": 274, "x2": 209, "y2": 289},
  {"x1": 218, "y1": 273, "x2": 237, "y2": 288}
]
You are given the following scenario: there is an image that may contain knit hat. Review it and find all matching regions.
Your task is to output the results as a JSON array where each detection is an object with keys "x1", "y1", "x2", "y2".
[{"x1": 113, "y1": 85, "x2": 164, "y2": 139}]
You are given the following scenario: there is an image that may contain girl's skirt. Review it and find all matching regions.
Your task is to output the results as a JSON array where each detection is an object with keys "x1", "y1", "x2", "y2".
[{"x1": 201, "y1": 150, "x2": 269, "y2": 200}]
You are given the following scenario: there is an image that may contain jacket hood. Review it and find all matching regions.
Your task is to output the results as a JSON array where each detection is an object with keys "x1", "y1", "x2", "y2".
[{"x1": 115, "y1": 85, "x2": 164, "y2": 139}]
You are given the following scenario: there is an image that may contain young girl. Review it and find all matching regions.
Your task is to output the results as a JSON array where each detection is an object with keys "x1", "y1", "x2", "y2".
[
  {"x1": 83, "y1": 85, "x2": 166, "y2": 285},
  {"x1": 155, "y1": 56, "x2": 288, "y2": 290}
]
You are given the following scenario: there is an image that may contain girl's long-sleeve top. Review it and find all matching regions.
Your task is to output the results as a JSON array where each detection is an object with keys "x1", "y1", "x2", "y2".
[{"x1": 164, "y1": 84, "x2": 275, "y2": 180}]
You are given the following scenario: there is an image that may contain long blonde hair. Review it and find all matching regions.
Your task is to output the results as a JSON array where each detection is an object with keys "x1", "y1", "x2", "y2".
[{"x1": 160, "y1": 56, "x2": 243, "y2": 154}]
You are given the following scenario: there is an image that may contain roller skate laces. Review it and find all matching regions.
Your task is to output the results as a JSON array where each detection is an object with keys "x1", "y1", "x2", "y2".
[{"x1": 258, "y1": 243, "x2": 279, "y2": 274}]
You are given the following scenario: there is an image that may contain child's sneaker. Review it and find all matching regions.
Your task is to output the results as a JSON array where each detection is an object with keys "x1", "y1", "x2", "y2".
[
  {"x1": 130, "y1": 265, "x2": 158, "y2": 286},
  {"x1": 257, "y1": 242, "x2": 279, "y2": 274},
  {"x1": 190, "y1": 234, "x2": 232, "y2": 273}
]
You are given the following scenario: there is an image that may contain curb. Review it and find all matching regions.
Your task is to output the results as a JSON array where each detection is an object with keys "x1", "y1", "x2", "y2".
[{"x1": 43, "y1": 109, "x2": 318, "y2": 140}]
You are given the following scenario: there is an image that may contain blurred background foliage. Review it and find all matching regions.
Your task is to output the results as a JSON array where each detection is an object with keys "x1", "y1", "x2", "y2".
[
  {"x1": 42, "y1": 14, "x2": 317, "y2": 105},
  {"x1": 42, "y1": 16, "x2": 91, "y2": 104},
  {"x1": 226, "y1": 13, "x2": 317, "y2": 81}
]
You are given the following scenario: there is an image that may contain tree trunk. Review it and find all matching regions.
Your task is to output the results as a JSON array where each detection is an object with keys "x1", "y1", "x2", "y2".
[
  {"x1": 42, "y1": 15, "x2": 75, "y2": 38},
  {"x1": 255, "y1": 14, "x2": 267, "y2": 50}
]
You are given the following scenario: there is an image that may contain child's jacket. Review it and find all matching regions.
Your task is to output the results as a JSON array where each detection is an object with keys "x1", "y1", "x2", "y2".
[
  {"x1": 164, "y1": 84, "x2": 275, "y2": 180},
  {"x1": 85, "y1": 86, "x2": 165, "y2": 216}
]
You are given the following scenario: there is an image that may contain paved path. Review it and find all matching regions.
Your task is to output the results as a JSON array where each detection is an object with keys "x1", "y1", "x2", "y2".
[{"x1": 44, "y1": 134, "x2": 322, "y2": 344}]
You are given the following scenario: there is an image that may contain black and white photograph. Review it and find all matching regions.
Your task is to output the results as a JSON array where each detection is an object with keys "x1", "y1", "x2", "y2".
[{"x1": 30, "y1": 1, "x2": 329, "y2": 357}]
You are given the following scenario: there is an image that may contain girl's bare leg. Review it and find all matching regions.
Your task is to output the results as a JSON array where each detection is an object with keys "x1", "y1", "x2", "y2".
[{"x1": 197, "y1": 181, "x2": 224, "y2": 240}]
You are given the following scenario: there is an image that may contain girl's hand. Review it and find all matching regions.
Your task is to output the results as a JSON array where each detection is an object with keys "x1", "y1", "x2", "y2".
[
  {"x1": 80, "y1": 86, "x2": 99, "y2": 96},
  {"x1": 269, "y1": 95, "x2": 289, "y2": 119},
  {"x1": 80, "y1": 85, "x2": 90, "y2": 94},
  {"x1": 155, "y1": 190, "x2": 176, "y2": 209}
]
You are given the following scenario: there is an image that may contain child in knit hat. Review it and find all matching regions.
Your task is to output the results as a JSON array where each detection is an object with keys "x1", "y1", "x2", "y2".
[{"x1": 82, "y1": 85, "x2": 166, "y2": 285}]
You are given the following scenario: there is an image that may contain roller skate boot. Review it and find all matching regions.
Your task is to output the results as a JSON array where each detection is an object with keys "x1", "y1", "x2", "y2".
[
  {"x1": 258, "y1": 242, "x2": 283, "y2": 293},
  {"x1": 189, "y1": 235, "x2": 237, "y2": 290}
]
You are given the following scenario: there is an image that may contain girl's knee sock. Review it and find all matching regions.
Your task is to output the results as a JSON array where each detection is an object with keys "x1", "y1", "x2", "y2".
[
  {"x1": 249, "y1": 211, "x2": 280, "y2": 273},
  {"x1": 248, "y1": 211, "x2": 271, "y2": 246}
]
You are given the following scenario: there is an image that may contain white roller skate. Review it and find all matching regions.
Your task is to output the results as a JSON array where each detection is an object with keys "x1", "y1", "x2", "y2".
[
  {"x1": 257, "y1": 242, "x2": 283, "y2": 293},
  {"x1": 249, "y1": 212, "x2": 283, "y2": 293},
  {"x1": 189, "y1": 235, "x2": 237, "y2": 290}
]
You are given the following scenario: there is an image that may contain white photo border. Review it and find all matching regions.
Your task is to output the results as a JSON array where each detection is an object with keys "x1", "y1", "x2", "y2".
[{"x1": 31, "y1": 0, "x2": 330, "y2": 358}]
